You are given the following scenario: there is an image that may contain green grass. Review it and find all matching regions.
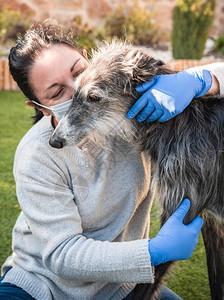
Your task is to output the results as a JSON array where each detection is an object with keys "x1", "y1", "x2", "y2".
[
  {"x1": 0, "y1": 91, "x2": 210, "y2": 299},
  {"x1": 0, "y1": 91, "x2": 33, "y2": 267}
]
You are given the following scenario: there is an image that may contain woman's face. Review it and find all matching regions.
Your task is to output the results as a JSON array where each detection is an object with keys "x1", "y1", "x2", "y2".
[{"x1": 28, "y1": 44, "x2": 89, "y2": 118}]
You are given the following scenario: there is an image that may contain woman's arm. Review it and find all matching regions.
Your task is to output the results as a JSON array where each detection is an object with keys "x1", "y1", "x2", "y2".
[
  {"x1": 200, "y1": 62, "x2": 224, "y2": 96},
  {"x1": 13, "y1": 140, "x2": 154, "y2": 284},
  {"x1": 207, "y1": 71, "x2": 220, "y2": 95}
]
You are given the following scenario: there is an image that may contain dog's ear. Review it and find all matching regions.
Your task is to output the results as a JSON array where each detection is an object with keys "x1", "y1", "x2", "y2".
[{"x1": 122, "y1": 48, "x2": 169, "y2": 88}]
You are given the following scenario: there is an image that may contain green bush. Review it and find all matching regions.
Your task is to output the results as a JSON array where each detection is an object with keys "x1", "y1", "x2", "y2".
[
  {"x1": 214, "y1": 35, "x2": 224, "y2": 55},
  {"x1": 172, "y1": 0, "x2": 215, "y2": 59},
  {"x1": 97, "y1": 0, "x2": 163, "y2": 46},
  {"x1": 0, "y1": 5, "x2": 32, "y2": 45},
  {"x1": 71, "y1": 15, "x2": 97, "y2": 57}
]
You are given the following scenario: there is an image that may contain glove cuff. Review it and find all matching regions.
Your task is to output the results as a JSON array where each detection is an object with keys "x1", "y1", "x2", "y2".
[
  {"x1": 148, "y1": 239, "x2": 162, "y2": 266},
  {"x1": 194, "y1": 69, "x2": 213, "y2": 98}
]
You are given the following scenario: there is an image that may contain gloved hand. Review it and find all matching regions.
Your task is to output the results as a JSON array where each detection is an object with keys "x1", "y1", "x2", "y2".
[
  {"x1": 127, "y1": 69, "x2": 212, "y2": 122},
  {"x1": 148, "y1": 199, "x2": 204, "y2": 266}
]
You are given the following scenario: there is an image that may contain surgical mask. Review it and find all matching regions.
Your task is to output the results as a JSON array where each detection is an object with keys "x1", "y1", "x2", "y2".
[{"x1": 31, "y1": 99, "x2": 73, "y2": 121}]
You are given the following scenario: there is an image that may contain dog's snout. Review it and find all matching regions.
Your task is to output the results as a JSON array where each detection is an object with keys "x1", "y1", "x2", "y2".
[{"x1": 49, "y1": 136, "x2": 64, "y2": 149}]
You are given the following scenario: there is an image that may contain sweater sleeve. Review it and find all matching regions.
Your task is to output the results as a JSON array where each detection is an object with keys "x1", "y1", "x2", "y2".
[
  {"x1": 13, "y1": 140, "x2": 154, "y2": 284},
  {"x1": 188, "y1": 62, "x2": 224, "y2": 97}
]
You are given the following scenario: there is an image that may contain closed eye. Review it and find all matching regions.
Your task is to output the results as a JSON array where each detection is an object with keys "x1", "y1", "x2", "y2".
[{"x1": 52, "y1": 88, "x2": 64, "y2": 98}]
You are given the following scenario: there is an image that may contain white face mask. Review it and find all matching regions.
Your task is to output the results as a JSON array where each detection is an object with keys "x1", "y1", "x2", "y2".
[{"x1": 31, "y1": 99, "x2": 73, "y2": 121}]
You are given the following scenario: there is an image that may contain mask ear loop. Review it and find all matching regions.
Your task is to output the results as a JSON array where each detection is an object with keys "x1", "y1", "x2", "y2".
[
  {"x1": 30, "y1": 100, "x2": 50, "y2": 110},
  {"x1": 29, "y1": 100, "x2": 53, "y2": 115}
]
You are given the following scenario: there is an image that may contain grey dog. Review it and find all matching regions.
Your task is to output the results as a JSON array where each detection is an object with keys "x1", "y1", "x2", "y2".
[{"x1": 49, "y1": 42, "x2": 224, "y2": 300}]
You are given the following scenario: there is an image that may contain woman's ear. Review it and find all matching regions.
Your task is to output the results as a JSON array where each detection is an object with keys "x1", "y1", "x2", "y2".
[
  {"x1": 26, "y1": 100, "x2": 35, "y2": 108},
  {"x1": 82, "y1": 49, "x2": 88, "y2": 58},
  {"x1": 25, "y1": 100, "x2": 51, "y2": 116}
]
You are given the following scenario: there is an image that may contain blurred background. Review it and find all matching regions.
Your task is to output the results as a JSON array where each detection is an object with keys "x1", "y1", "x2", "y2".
[{"x1": 0, "y1": 0, "x2": 224, "y2": 58}]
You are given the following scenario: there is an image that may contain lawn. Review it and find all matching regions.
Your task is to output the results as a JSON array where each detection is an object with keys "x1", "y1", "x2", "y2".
[
  {"x1": 0, "y1": 91, "x2": 210, "y2": 299},
  {"x1": 0, "y1": 91, "x2": 33, "y2": 267}
]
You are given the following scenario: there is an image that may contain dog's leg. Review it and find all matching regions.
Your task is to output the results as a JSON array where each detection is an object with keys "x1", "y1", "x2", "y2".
[
  {"x1": 202, "y1": 220, "x2": 224, "y2": 300},
  {"x1": 130, "y1": 210, "x2": 174, "y2": 300}
]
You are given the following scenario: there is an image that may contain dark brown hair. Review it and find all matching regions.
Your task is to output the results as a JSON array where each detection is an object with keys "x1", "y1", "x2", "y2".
[{"x1": 9, "y1": 19, "x2": 82, "y2": 123}]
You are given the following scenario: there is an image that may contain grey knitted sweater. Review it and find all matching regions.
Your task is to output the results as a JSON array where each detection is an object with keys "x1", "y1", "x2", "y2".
[{"x1": 2, "y1": 63, "x2": 224, "y2": 300}]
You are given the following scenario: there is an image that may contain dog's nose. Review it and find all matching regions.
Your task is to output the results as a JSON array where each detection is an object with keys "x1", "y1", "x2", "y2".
[{"x1": 49, "y1": 136, "x2": 64, "y2": 148}]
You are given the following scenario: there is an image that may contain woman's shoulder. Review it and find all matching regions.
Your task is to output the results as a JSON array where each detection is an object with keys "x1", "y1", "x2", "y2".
[
  {"x1": 16, "y1": 116, "x2": 53, "y2": 152},
  {"x1": 13, "y1": 116, "x2": 86, "y2": 178},
  {"x1": 14, "y1": 117, "x2": 57, "y2": 171}
]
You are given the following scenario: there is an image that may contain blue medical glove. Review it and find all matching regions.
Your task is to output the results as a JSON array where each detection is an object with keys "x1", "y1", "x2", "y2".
[
  {"x1": 148, "y1": 199, "x2": 204, "y2": 266},
  {"x1": 127, "y1": 69, "x2": 212, "y2": 122}
]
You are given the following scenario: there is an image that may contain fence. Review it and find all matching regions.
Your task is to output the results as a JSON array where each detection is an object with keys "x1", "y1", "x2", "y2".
[
  {"x1": 166, "y1": 59, "x2": 224, "y2": 71},
  {"x1": 0, "y1": 58, "x2": 224, "y2": 91},
  {"x1": 0, "y1": 59, "x2": 19, "y2": 91}
]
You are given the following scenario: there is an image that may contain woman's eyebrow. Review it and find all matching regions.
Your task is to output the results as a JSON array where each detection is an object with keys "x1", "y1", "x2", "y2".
[
  {"x1": 45, "y1": 58, "x2": 82, "y2": 92},
  {"x1": 45, "y1": 82, "x2": 58, "y2": 92}
]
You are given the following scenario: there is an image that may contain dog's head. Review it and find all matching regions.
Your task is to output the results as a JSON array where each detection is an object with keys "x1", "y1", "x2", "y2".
[{"x1": 49, "y1": 41, "x2": 170, "y2": 149}]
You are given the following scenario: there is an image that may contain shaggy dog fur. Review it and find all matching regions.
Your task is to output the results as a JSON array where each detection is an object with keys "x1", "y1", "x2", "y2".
[{"x1": 49, "y1": 42, "x2": 224, "y2": 300}]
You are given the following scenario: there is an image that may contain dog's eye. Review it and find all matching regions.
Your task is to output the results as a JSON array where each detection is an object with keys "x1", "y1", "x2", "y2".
[{"x1": 87, "y1": 95, "x2": 101, "y2": 102}]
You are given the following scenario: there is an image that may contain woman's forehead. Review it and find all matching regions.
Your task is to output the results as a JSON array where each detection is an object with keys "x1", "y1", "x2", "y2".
[
  {"x1": 29, "y1": 44, "x2": 86, "y2": 93},
  {"x1": 34, "y1": 44, "x2": 83, "y2": 70}
]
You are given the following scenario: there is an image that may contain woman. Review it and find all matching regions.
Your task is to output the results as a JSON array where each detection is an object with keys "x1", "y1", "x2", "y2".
[{"x1": 0, "y1": 20, "x2": 223, "y2": 300}]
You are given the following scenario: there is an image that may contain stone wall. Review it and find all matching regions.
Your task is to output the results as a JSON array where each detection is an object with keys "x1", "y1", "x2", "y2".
[{"x1": 0, "y1": 0, "x2": 223, "y2": 39}]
